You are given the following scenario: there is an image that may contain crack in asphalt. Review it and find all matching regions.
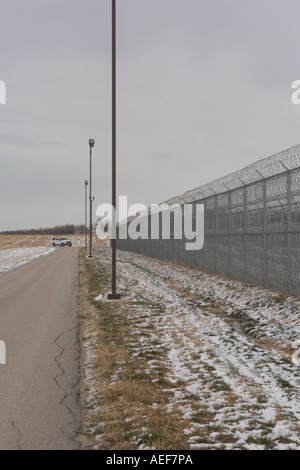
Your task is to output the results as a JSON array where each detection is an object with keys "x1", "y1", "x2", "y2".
[
  {"x1": 11, "y1": 420, "x2": 22, "y2": 450},
  {"x1": 53, "y1": 326, "x2": 81, "y2": 448},
  {"x1": 53, "y1": 332, "x2": 65, "y2": 388},
  {"x1": 53, "y1": 332, "x2": 74, "y2": 417}
]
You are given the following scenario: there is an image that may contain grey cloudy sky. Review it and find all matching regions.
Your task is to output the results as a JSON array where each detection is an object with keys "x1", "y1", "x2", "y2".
[{"x1": 1, "y1": 0, "x2": 300, "y2": 231}]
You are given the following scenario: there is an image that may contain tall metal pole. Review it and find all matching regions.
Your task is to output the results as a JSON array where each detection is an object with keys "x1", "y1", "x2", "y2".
[
  {"x1": 88, "y1": 139, "x2": 95, "y2": 257},
  {"x1": 89, "y1": 146, "x2": 92, "y2": 257},
  {"x1": 84, "y1": 180, "x2": 88, "y2": 251},
  {"x1": 108, "y1": 0, "x2": 121, "y2": 300}
]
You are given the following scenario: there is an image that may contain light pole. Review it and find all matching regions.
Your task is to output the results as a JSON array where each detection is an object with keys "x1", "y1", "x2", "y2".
[
  {"x1": 89, "y1": 139, "x2": 95, "y2": 258},
  {"x1": 84, "y1": 180, "x2": 88, "y2": 251},
  {"x1": 107, "y1": 0, "x2": 121, "y2": 300}
]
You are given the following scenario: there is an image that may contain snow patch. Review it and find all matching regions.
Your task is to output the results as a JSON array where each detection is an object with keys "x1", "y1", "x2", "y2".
[{"x1": 0, "y1": 247, "x2": 55, "y2": 275}]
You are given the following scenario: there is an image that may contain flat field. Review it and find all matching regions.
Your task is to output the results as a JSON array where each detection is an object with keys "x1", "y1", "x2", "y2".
[{"x1": 0, "y1": 234, "x2": 104, "y2": 249}]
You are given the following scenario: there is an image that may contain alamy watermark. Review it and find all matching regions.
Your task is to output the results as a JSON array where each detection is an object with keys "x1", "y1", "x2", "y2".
[
  {"x1": 0, "y1": 80, "x2": 6, "y2": 104},
  {"x1": 96, "y1": 196, "x2": 204, "y2": 251},
  {"x1": 292, "y1": 80, "x2": 300, "y2": 104},
  {"x1": 0, "y1": 340, "x2": 6, "y2": 365}
]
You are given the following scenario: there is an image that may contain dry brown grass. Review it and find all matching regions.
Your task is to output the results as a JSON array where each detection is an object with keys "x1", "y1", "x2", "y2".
[
  {"x1": 0, "y1": 234, "x2": 105, "y2": 249},
  {"x1": 77, "y1": 248, "x2": 191, "y2": 450}
]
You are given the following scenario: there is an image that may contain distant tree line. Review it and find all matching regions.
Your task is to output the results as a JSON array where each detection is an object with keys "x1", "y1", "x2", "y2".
[{"x1": 0, "y1": 223, "x2": 96, "y2": 235}]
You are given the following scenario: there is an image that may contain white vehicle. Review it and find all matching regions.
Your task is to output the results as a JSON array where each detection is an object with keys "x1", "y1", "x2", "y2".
[{"x1": 51, "y1": 237, "x2": 72, "y2": 247}]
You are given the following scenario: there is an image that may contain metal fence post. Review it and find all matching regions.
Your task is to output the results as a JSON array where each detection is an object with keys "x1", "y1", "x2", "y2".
[
  {"x1": 243, "y1": 186, "x2": 248, "y2": 283},
  {"x1": 228, "y1": 191, "x2": 232, "y2": 279},
  {"x1": 287, "y1": 171, "x2": 292, "y2": 293},
  {"x1": 214, "y1": 195, "x2": 218, "y2": 275},
  {"x1": 263, "y1": 178, "x2": 268, "y2": 289}
]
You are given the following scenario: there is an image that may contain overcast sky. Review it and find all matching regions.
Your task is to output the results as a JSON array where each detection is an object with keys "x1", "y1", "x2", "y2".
[{"x1": 1, "y1": 0, "x2": 300, "y2": 231}]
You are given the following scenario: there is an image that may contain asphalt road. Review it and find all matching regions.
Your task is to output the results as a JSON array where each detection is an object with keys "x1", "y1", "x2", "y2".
[{"x1": 0, "y1": 247, "x2": 81, "y2": 450}]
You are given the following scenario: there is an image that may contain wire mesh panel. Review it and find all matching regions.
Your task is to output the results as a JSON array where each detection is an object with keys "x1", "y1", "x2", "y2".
[
  {"x1": 164, "y1": 239, "x2": 173, "y2": 262},
  {"x1": 203, "y1": 235, "x2": 216, "y2": 274},
  {"x1": 291, "y1": 232, "x2": 300, "y2": 296},
  {"x1": 216, "y1": 235, "x2": 230, "y2": 277},
  {"x1": 116, "y1": 146, "x2": 300, "y2": 297},
  {"x1": 266, "y1": 233, "x2": 289, "y2": 293},
  {"x1": 158, "y1": 238, "x2": 165, "y2": 261},
  {"x1": 186, "y1": 241, "x2": 205, "y2": 270},
  {"x1": 247, "y1": 234, "x2": 265, "y2": 286},
  {"x1": 173, "y1": 239, "x2": 181, "y2": 265},
  {"x1": 230, "y1": 235, "x2": 245, "y2": 282}
]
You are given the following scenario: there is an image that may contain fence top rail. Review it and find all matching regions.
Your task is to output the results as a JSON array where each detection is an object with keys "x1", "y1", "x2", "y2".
[{"x1": 164, "y1": 145, "x2": 300, "y2": 206}]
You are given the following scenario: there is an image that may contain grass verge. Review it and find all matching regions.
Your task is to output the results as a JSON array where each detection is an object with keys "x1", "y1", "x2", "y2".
[{"x1": 77, "y1": 247, "x2": 190, "y2": 450}]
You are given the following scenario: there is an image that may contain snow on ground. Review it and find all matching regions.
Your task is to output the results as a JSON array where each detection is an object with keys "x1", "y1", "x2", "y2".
[
  {"x1": 90, "y1": 247, "x2": 300, "y2": 450},
  {"x1": 0, "y1": 247, "x2": 55, "y2": 275}
]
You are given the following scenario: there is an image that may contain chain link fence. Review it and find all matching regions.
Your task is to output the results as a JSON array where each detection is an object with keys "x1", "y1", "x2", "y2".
[{"x1": 117, "y1": 145, "x2": 300, "y2": 297}]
